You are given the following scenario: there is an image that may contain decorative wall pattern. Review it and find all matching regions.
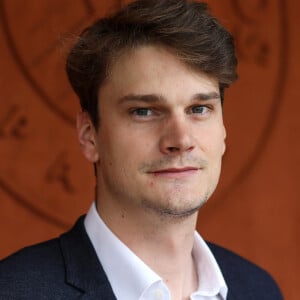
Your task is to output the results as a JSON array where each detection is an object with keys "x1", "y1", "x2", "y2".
[{"x1": 0, "y1": 1, "x2": 298, "y2": 299}]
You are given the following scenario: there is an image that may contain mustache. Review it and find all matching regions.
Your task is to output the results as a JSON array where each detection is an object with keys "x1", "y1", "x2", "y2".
[{"x1": 139, "y1": 155, "x2": 208, "y2": 172}]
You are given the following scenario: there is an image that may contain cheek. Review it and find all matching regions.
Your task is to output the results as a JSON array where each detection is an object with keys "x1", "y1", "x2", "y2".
[
  {"x1": 99, "y1": 129, "x2": 144, "y2": 172},
  {"x1": 198, "y1": 130, "x2": 225, "y2": 158},
  {"x1": 208, "y1": 125, "x2": 226, "y2": 156}
]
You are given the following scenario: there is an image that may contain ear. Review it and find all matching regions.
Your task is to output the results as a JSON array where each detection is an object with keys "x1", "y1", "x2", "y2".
[
  {"x1": 76, "y1": 111, "x2": 99, "y2": 163},
  {"x1": 222, "y1": 126, "x2": 226, "y2": 155}
]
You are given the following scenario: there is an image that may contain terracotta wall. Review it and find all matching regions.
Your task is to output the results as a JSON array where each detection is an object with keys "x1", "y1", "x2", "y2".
[{"x1": 0, "y1": 1, "x2": 298, "y2": 299}]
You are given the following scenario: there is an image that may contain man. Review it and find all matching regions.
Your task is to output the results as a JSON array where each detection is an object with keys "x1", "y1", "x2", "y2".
[{"x1": 0, "y1": 0, "x2": 283, "y2": 299}]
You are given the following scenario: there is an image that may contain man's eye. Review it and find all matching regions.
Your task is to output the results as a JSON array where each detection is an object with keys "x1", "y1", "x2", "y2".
[
  {"x1": 191, "y1": 106, "x2": 208, "y2": 114},
  {"x1": 132, "y1": 108, "x2": 153, "y2": 116}
]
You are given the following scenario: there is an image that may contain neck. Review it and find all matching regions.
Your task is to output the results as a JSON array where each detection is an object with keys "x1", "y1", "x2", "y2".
[{"x1": 97, "y1": 199, "x2": 199, "y2": 299}]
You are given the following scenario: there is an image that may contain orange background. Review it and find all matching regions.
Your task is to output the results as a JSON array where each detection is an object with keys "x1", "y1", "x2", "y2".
[{"x1": 0, "y1": 1, "x2": 298, "y2": 299}]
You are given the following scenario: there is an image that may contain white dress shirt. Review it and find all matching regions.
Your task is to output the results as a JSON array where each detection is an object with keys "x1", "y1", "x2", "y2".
[{"x1": 84, "y1": 203, "x2": 228, "y2": 300}]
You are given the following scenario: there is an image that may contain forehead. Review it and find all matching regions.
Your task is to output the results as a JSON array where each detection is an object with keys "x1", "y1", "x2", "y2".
[{"x1": 102, "y1": 45, "x2": 219, "y2": 97}]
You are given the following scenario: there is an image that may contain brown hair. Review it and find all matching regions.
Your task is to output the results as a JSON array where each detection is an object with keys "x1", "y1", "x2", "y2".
[{"x1": 66, "y1": 0, "x2": 238, "y2": 127}]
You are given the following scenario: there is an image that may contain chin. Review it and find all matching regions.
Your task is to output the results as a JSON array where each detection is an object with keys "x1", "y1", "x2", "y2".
[{"x1": 141, "y1": 193, "x2": 209, "y2": 220}]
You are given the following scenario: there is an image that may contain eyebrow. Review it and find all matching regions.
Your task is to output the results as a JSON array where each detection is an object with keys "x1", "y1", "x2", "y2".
[
  {"x1": 118, "y1": 94, "x2": 165, "y2": 104},
  {"x1": 192, "y1": 92, "x2": 220, "y2": 101},
  {"x1": 118, "y1": 92, "x2": 220, "y2": 104}
]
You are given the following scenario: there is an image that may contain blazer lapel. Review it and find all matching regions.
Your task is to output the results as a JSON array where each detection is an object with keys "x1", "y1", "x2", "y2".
[{"x1": 59, "y1": 216, "x2": 117, "y2": 300}]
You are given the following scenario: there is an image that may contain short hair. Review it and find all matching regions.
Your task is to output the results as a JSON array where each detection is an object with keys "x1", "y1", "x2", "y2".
[{"x1": 66, "y1": 0, "x2": 238, "y2": 127}]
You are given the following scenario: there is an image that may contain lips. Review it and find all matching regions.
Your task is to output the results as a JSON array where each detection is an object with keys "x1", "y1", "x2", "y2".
[{"x1": 149, "y1": 167, "x2": 200, "y2": 178}]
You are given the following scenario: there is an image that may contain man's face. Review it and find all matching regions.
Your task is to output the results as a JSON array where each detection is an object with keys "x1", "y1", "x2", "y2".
[{"x1": 82, "y1": 45, "x2": 226, "y2": 219}]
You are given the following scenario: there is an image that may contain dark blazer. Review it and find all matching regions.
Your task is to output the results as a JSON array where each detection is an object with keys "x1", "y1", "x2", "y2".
[{"x1": 0, "y1": 216, "x2": 283, "y2": 299}]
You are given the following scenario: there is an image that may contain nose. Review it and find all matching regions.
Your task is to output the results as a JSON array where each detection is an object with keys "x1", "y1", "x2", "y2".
[{"x1": 159, "y1": 114, "x2": 195, "y2": 155}]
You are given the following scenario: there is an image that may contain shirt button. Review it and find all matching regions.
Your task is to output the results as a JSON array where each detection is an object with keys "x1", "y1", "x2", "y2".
[{"x1": 153, "y1": 289, "x2": 164, "y2": 300}]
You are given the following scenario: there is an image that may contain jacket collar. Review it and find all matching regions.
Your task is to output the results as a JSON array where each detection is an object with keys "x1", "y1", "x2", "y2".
[{"x1": 59, "y1": 216, "x2": 117, "y2": 300}]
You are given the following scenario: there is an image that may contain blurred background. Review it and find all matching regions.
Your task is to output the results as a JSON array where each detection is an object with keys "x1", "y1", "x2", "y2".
[{"x1": 0, "y1": 0, "x2": 298, "y2": 299}]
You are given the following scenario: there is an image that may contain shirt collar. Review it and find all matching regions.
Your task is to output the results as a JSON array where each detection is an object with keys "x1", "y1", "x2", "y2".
[
  {"x1": 84, "y1": 202, "x2": 228, "y2": 300},
  {"x1": 84, "y1": 202, "x2": 161, "y2": 299},
  {"x1": 191, "y1": 232, "x2": 228, "y2": 299}
]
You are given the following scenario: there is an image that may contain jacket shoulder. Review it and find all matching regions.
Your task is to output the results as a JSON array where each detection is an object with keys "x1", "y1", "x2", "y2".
[
  {"x1": 1, "y1": 237, "x2": 63, "y2": 276},
  {"x1": 207, "y1": 242, "x2": 283, "y2": 299},
  {"x1": 0, "y1": 231, "x2": 81, "y2": 298}
]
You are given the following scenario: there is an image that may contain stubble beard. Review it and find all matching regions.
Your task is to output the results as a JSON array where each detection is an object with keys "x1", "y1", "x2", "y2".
[
  {"x1": 140, "y1": 192, "x2": 210, "y2": 221},
  {"x1": 138, "y1": 155, "x2": 215, "y2": 221}
]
